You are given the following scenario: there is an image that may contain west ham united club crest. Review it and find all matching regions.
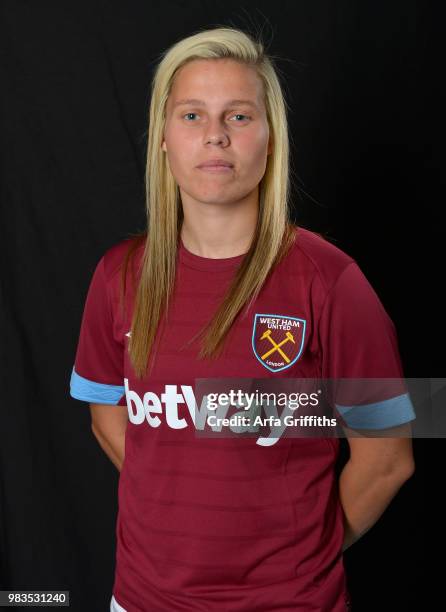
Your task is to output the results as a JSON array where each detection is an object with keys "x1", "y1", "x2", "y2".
[{"x1": 252, "y1": 313, "x2": 306, "y2": 373}]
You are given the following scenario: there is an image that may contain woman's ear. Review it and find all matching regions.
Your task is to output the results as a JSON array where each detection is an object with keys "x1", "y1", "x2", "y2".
[{"x1": 161, "y1": 140, "x2": 167, "y2": 152}]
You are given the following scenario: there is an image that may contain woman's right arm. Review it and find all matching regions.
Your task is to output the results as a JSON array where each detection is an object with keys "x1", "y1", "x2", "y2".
[{"x1": 89, "y1": 403, "x2": 128, "y2": 471}]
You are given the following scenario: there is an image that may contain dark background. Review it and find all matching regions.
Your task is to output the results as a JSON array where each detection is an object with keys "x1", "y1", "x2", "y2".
[{"x1": 0, "y1": 1, "x2": 441, "y2": 610}]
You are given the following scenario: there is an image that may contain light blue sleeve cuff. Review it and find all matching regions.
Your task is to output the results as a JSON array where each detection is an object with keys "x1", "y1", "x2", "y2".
[
  {"x1": 70, "y1": 366, "x2": 125, "y2": 405},
  {"x1": 336, "y1": 392, "x2": 416, "y2": 429}
]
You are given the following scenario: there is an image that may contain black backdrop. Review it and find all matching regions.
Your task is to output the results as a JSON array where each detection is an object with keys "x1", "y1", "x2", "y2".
[{"x1": 1, "y1": 1, "x2": 441, "y2": 610}]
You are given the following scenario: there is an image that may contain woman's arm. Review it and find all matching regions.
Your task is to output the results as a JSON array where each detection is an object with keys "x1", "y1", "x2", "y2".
[
  {"x1": 89, "y1": 403, "x2": 128, "y2": 472},
  {"x1": 339, "y1": 422, "x2": 415, "y2": 551}
]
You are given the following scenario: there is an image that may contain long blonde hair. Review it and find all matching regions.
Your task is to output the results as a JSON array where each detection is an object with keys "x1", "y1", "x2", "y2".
[{"x1": 122, "y1": 26, "x2": 297, "y2": 379}]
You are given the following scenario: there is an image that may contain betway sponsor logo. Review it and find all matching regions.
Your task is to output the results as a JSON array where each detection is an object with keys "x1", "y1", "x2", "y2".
[{"x1": 124, "y1": 378, "x2": 290, "y2": 447}]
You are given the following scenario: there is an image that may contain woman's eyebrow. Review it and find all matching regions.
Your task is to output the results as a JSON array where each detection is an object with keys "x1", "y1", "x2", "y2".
[{"x1": 172, "y1": 98, "x2": 258, "y2": 109}]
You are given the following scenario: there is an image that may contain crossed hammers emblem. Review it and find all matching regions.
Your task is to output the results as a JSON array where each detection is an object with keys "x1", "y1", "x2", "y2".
[{"x1": 260, "y1": 329, "x2": 295, "y2": 364}]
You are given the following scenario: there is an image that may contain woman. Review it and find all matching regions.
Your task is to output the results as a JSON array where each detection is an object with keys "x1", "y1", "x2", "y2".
[{"x1": 69, "y1": 26, "x2": 416, "y2": 612}]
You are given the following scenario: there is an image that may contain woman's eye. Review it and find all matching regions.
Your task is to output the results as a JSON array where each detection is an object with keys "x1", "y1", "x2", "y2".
[
  {"x1": 183, "y1": 112, "x2": 198, "y2": 121},
  {"x1": 230, "y1": 114, "x2": 250, "y2": 121}
]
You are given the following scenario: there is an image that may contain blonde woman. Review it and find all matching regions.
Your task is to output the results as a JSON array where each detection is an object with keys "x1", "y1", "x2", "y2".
[{"x1": 70, "y1": 26, "x2": 416, "y2": 612}]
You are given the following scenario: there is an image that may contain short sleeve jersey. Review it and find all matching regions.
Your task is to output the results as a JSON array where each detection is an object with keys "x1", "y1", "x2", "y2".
[{"x1": 69, "y1": 226, "x2": 415, "y2": 612}]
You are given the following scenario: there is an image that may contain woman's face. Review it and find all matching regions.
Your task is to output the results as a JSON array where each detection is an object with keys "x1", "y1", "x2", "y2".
[{"x1": 161, "y1": 58, "x2": 272, "y2": 207}]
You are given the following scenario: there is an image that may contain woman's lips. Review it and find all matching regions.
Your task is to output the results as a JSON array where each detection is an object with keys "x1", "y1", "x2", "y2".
[{"x1": 197, "y1": 164, "x2": 234, "y2": 173}]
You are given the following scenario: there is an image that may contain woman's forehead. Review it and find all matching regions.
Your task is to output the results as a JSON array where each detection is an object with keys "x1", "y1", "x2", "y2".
[{"x1": 168, "y1": 59, "x2": 264, "y2": 107}]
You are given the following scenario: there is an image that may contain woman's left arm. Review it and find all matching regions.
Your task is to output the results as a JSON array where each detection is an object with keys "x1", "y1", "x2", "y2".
[{"x1": 339, "y1": 422, "x2": 415, "y2": 552}]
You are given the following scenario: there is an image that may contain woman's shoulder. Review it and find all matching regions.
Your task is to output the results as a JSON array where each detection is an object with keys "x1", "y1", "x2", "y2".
[
  {"x1": 101, "y1": 233, "x2": 146, "y2": 282},
  {"x1": 289, "y1": 224, "x2": 356, "y2": 292}
]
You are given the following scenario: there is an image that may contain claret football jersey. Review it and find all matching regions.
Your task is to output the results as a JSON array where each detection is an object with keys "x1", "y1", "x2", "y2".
[{"x1": 69, "y1": 225, "x2": 415, "y2": 611}]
